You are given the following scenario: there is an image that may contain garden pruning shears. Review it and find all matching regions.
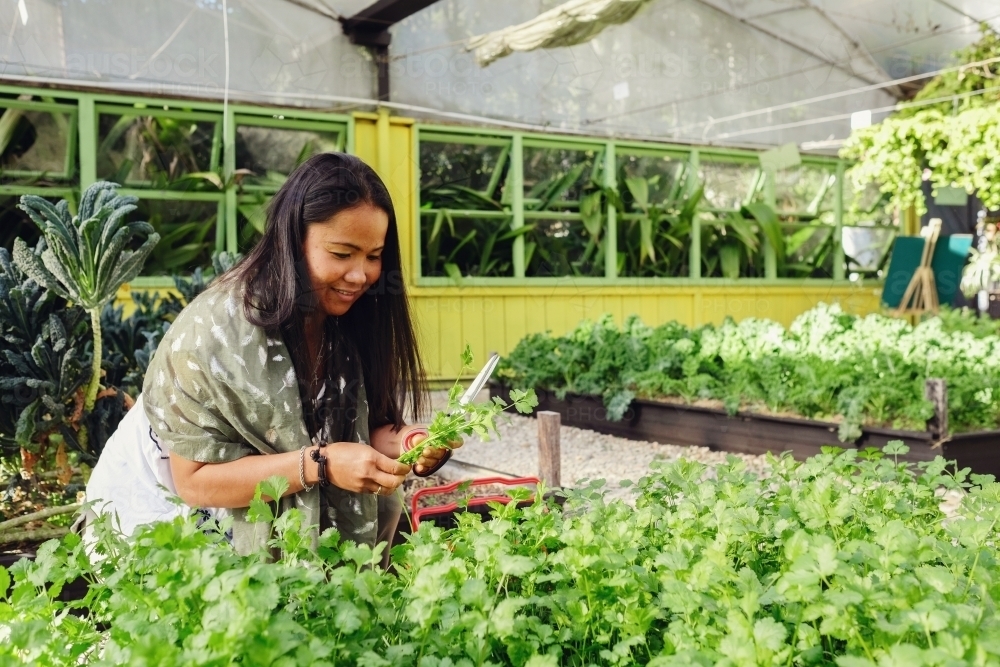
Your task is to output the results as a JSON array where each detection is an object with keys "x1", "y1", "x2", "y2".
[{"x1": 456, "y1": 352, "x2": 501, "y2": 410}]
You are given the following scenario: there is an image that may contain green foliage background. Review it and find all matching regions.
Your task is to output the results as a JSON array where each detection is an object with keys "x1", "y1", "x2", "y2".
[{"x1": 841, "y1": 26, "x2": 1000, "y2": 213}]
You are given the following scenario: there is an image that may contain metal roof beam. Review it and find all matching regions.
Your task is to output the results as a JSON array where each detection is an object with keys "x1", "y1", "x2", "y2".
[
  {"x1": 341, "y1": 0, "x2": 443, "y2": 101},
  {"x1": 341, "y1": 0, "x2": 441, "y2": 42}
]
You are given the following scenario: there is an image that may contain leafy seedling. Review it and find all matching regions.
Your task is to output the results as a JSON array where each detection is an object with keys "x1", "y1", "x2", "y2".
[{"x1": 399, "y1": 345, "x2": 538, "y2": 465}]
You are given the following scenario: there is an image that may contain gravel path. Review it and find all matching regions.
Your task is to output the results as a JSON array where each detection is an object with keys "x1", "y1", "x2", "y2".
[
  {"x1": 424, "y1": 391, "x2": 967, "y2": 513},
  {"x1": 447, "y1": 412, "x2": 771, "y2": 501}
]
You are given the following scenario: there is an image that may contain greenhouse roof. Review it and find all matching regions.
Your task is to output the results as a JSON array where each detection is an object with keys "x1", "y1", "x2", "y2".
[{"x1": 0, "y1": 0, "x2": 996, "y2": 150}]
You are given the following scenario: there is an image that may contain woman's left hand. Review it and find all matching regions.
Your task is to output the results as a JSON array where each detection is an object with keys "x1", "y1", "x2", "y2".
[{"x1": 405, "y1": 426, "x2": 462, "y2": 475}]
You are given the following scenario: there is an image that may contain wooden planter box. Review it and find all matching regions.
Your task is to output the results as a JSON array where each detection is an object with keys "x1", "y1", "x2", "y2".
[{"x1": 492, "y1": 384, "x2": 1000, "y2": 476}]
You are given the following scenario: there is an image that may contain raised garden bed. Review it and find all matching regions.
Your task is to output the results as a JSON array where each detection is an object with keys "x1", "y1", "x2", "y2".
[{"x1": 492, "y1": 384, "x2": 1000, "y2": 475}]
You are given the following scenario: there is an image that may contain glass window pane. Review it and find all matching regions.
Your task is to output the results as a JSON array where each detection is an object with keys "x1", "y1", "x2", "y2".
[
  {"x1": 235, "y1": 124, "x2": 342, "y2": 190},
  {"x1": 846, "y1": 181, "x2": 893, "y2": 226},
  {"x1": 97, "y1": 113, "x2": 219, "y2": 190},
  {"x1": 617, "y1": 153, "x2": 687, "y2": 204},
  {"x1": 0, "y1": 108, "x2": 72, "y2": 181},
  {"x1": 523, "y1": 147, "x2": 599, "y2": 210},
  {"x1": 525, "y1": 216, "x2": 603, "y2": 277},
  {"x1": 419, "y1": 141, "x2": 510, "y2": 209},
  {"x1": 421, "y1": 212, "x2": 515, "y2": 277},
  {"x1": 138, "y1": 199, "x2": 218, "y2": 275},
  {"x1": 842, "y1": 226, "x2": 896, "y2": 276},
  {"x1": 772, "y1": 166, "x2": 835, "y2": 215},
  {"x1": 699, "y1": 161, "x2": 758, "y2": 210},
  {"x1": 780, "y1": 224, "x2": 835, "y2": 278},
  {"x1": 617, "y1": 152, "x2": 695, "y2": 278}
]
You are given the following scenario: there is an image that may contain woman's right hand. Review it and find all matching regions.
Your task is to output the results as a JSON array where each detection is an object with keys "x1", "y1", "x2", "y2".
[{"x1": 321, "y1": 443, "x2": 410, "y2": 496}]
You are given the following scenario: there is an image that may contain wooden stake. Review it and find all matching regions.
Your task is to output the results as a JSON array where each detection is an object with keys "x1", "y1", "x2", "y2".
[
  {"x1": 925, "y1": 378, "x2": 948, "y2": 441},
  {"x1": 537, "y1": 411, "x2": 561, "y2": 487}
]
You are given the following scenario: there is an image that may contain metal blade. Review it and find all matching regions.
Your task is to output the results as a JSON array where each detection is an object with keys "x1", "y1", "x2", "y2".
[{"x1": 458, "y1": 353, "x2": 500, "y2": 406}]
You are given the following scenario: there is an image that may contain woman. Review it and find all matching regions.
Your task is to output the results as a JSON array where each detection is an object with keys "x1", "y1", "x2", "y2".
[{"x1": 88, "y1": 153, "x2": 453, "y2": 559}]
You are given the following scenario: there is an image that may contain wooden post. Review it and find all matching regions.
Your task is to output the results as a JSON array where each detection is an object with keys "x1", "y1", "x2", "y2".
[
  {"x1": 537, "y1": 411, "x2": 561, "y2": 487},
  {"x1": 925, "y1": 378, "x2": 948, "y2": 440}
]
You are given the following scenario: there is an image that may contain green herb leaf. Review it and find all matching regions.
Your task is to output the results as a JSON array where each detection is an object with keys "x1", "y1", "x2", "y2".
[{"x1": 398, "y1": 348, "x2": 537, "y2": 465}]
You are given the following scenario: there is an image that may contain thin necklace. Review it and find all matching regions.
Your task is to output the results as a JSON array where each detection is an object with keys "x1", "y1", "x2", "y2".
[{"x1": 311, "y1": 326, "x2": 326, "y2": 395}]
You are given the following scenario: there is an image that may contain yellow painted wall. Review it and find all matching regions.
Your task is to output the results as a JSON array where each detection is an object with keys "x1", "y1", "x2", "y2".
[
  {"x1": 408, "y1": 284, "x2": 882, "y2": 379},
  {"x1": 119, "y1": 111, "x2": 884, "y2": 380}
]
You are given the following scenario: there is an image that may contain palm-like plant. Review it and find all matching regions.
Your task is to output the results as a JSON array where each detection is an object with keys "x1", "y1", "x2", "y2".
[
  {"x1": 12, "y1": 182, "x2": 159, "y2": 450},
  {"x1": 621, "y1": 170, "x2": 702, "y2": 276}
]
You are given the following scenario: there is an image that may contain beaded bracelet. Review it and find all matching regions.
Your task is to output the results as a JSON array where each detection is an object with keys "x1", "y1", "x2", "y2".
[
  {"x1": 298, "y1": 446, "x2": 314, "y2": 492},
  {"x1": 310, "y1": 445, "x2": 330, "y2": 488}
]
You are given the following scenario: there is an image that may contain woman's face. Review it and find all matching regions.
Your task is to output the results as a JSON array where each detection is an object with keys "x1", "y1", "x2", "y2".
[{"x1": 302, "y1": 204, "x2": 388, "y2": 317}]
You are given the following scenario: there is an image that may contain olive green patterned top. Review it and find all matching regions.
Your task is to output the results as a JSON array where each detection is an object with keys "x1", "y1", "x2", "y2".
[{"x1": 142, "y1": 279, "x2": 376, "y2": 555}]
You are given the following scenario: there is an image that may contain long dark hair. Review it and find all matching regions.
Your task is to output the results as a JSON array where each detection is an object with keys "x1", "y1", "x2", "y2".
[{"x1": 224, "y1": 152, "x2": 425, "y2": 431}]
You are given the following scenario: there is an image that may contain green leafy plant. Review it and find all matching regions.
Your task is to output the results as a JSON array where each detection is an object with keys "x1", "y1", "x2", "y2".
[
  {"x1": 420, "y1": 144, "x2": 608, "y2": 279},
  {"x1": 934, "y1": 304, "x2": 1000, "y2": 337},
  {"x1": 619, "y1": 167, "x2": 701, "y2": 277},
  {"x1": 138, "y1": 201, "x2": 216, "y2": 276},
  {"x1": 3, "y1": 445, "x2": 1000, "y2": 665},
  {"x1": 422, "y1": 207, "x2": 532, "y2": 279},
  {"x1": 0, "y1": 243, "x2": 89, "y2": 468},
  {"x1": 701, "y1": 204, "x2": 778, "y2": 278},
  {"x1": 498, "y1": 303, "x2": 1000, "y2": 438},
  {"x1": 773, "y1": 174, "x2": 839, "y2": 279},
  {"x1": 98, "y1": 114, "x2": 217, "y2": 191},
  {"x1": 421, "y1": 142, "x2": 840, "y2": 281},
  {"x1": 0, "y1": 241, "x2": 239, "y2": 474},
  {"x1": 419, "y1": 141, "x2": 523, "y2": 279},
  {"x1": 99, "y1": 293, "x2": 171, "y2": 398},
  {"x1": 99, "y1": 250, "x2": 241, "y2": 399},
  {"x1": 238, "y1": 192, "x2": 269, "y2": 251},
  {"x1": 12, "y1": 182, "x2": 159, "y2": 439},
  {"x1": 0, "y1": 242, "x2": 101, "y2": 546},
  {"x1": 523, "y1": 156, "x2": 607, "y2": 277},
  {"x1": 842, "y1": 25, "x2": 1000, "y2": 213},
  {"x1": 0, "y1": 194, "x2": 43, "y2": 251},
  {"x1": 420, "y1": 185, "x2": 531, "y2": 279},
  {"x1": 398, "y1": 346, "x2": 537, "y2": 465}
]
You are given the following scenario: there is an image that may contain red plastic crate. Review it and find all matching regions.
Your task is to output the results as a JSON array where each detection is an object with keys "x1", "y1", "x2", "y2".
[{"x1": 410, "y1": 476, "x2": 540, "y2": 530}]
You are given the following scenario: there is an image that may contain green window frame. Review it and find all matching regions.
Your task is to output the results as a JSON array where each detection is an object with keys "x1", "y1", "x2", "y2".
[
  {"x1": 417, "y1": 131, "x2": 516, "y2": 279},
  {"x1": 416, "y1": 125, "x2": 866, "y2": 286},
  {"x1": 234, "y1": 114, "x2": 347, "y2": 195},
  {"x1": 0, "y1": 84, "x2": 352, "y2": 287},
  {"x1": 94, "y1": 103, "x2": 223, "y2": 191},
  {"x1": 0, "y1": 95, "x2": 79, "y2": 183}
]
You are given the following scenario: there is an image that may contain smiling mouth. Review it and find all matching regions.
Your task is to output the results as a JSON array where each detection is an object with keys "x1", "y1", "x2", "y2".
[{"x1": 333, "y1": 288, "x2": 358, "y2": 297}]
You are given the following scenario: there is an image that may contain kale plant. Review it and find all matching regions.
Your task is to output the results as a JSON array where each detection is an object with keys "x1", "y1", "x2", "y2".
[{"x1": 0, "y1": 243, "x2": 90, "y2": 466}]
